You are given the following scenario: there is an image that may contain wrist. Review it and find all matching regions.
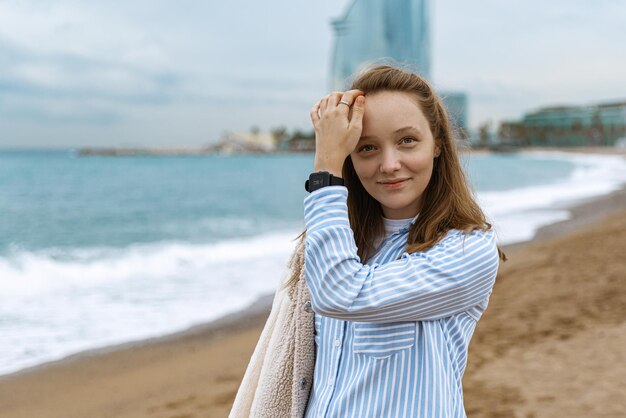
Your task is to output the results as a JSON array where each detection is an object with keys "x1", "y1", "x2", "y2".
[{"x1": 314, "y1": 160, "x2": 344, "y2": 178}]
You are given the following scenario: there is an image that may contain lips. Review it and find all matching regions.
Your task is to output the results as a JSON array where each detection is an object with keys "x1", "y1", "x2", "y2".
[
  {"x1": 378, "y1": 178, "x2": 409, "y2": 185},
  {"x1": 378, "y1": 178, "x2": 410, "y2": 189}
]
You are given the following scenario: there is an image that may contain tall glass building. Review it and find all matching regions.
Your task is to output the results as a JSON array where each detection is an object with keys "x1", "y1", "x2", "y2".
[
  {"x1": 331, "y1": 0, "x2": 431, "y2": 89},
  {"x1": 330, "y1": 0, "x2": 468, "y2": 133}
]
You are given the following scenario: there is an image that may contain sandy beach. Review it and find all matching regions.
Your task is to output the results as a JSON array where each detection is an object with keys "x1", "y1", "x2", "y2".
[{"x1": 1, "y1": 185, "x2": 625, "y2": 417}]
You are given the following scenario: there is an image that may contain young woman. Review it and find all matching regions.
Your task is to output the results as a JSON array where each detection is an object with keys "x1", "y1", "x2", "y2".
[{"x1": 301, "y1": 65, "x2": 504, "y2": 417}]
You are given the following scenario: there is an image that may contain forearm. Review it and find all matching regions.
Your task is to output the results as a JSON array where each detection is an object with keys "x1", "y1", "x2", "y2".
[{"x1": 303, "y1": 187, "x2": 500, "y2": 322}]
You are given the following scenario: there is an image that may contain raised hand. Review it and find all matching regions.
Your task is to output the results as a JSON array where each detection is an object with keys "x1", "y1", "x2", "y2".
[{"x1": 310, "y1": 89, "x2": 365, "y2": 176}]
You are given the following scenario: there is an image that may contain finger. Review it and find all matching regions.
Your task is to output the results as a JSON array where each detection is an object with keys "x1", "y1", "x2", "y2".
[
  {"x1": 320, "y1": 95, "x2": 330, "y2": 113},
  {"x1": 327, "y1": 91, "x2": 344, "y2": 108},
  {"x1": 338, "y1": 89, "x2": 364, "y2": 108},
  {"x1": 348, "y1": 95, "x2": 366, "y2": 131},
  {"x1": 310, "y1": 100, "x2": 321, "y2": 124},
  {"x1": 339, "y1": 89, "x2": 364, "y2": 113}
]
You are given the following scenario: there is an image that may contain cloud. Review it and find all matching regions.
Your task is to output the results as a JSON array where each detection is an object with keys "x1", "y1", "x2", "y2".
[
  {"x1": 0, "y1": 40, "x2": 184, "y2": 128},
  {"x1": 1, "y1": 46, "x2": 179, "y2": 101},
  {"x1": 0, "y1": 0, "x2": 349, "y2": 146},
  {"x1": 433, "y1": 0, "x2": 626, "y2": 125},
  {"x1": 1, "y1": 0, "x2": 625, "y2": 147},
  {"x1": 0, "y1": 0, "x2": 188, "y2": 130}
]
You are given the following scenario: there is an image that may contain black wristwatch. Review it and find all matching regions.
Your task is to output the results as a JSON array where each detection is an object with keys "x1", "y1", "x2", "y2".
[{"x1": 305, "y1": 171, "x2": 345, "y2": 193}]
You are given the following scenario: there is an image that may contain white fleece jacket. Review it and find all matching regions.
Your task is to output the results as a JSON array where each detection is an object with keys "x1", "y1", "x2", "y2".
[{"x1": 229, "y1": 235, "x2": 315, "y2": 418}]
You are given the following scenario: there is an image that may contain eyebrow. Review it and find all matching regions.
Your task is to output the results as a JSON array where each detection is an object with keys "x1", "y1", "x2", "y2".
[{"x1": 359, "y1": 126, "x2": 420, "y2": 141}]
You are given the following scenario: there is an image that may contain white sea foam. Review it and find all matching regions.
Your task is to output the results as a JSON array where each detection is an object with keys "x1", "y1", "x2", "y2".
[
  {"x1": 0, "y1": 230, "x2": 301, "y2": 375},
  {"x1": 1, "y1": 151, "x2": 625, "y2": 376},
  {"x1": 480, "y1": 152, "x2": 626, "y2": 244}
]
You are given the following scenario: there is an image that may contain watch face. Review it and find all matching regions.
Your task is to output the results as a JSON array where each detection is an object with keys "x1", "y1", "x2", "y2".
[
  {"x1": 307, "y1": 171, "x2": 344, "y2": 192},
  {"x1": 310, "y1": 175, "x2": 327, "y2": 188},
  {"x1": 308, "y1": 172, "x2": 330, "y2": 192}
]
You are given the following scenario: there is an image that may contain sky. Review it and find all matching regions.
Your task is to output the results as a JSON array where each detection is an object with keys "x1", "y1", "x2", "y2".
[{"x1": 1, "y1": 0, "x2": 625, "y2": 148}]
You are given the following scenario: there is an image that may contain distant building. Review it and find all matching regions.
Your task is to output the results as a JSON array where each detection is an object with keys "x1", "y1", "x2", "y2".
[
  {"x1": 329, "y1": 0, "x2": 468, "y2": 133},
  {"x1": 499, "y1": 101, "x2": 626, "y2": 147},
  {"x1": 281, "y1": 130, "x2": 316, "y2": 152},
  {"x1": 207, "y1": 131, "x2": 278, "y2": 154},
  {"x1": 331, "y1": 0, "x2": 431, "y2": 87}
]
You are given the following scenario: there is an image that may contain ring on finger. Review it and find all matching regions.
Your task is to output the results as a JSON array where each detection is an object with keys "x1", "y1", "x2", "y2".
[{"x1": 338, "y1": 100, "x2": 350, "y2": 107}]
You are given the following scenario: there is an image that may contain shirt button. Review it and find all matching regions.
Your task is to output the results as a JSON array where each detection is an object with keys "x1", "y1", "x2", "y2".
[
  {"x1": 333, "y1": 339, "x2": 341, "y2": 348},
  {"x1": 328, "y1": 376, "x2": 335, "y2": 386},
  {"x1": 304, "y1": 301, "x2": 312, "y2": 313}
]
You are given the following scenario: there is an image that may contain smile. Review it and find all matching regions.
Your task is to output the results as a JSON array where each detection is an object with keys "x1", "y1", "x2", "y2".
[{"x1": 379, "y1": 178, "x2": 410, "y2": 189}]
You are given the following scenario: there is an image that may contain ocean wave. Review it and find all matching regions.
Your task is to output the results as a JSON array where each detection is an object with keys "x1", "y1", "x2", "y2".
[
  {"x1": 0, "y1": 229, "x2": 301, "y2": 375},
  {"x1": 481, "y1": 152, "x2": 626, "y2": 244},
  {"x1": 0, "y1": 230, "x2": 301, "y2": 297}
]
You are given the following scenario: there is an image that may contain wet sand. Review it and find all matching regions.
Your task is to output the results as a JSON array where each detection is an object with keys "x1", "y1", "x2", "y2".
[{"x1": 1, "y1": 187, "x2": 625, "y2": 418}]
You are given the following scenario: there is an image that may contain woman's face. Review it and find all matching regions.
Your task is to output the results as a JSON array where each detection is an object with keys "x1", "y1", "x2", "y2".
[{"x1": 349, "y1": 90, "x2": 440, "y2": 219}]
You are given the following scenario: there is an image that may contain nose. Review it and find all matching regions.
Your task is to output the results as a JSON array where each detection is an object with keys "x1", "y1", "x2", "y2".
[{"x1": 379, "y1": 149, "x2": 402, "y2": 174}]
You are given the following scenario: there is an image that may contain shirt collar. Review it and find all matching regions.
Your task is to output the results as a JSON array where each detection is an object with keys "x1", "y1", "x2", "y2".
[
  {"x1": 403, "y1": 213, "x2": 419, "y2": 232},
  {"x1": 382, "y1": 213, "x2": 419, "y2": 234}
]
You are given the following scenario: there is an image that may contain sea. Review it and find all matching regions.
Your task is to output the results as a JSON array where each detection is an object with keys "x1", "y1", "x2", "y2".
[{"x1": 1, "y1": 149, "x2": 626, "y2": 376}]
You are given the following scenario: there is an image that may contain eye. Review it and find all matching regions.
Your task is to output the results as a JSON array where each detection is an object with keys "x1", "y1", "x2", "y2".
[
  {"x1": 400, "y1": 137, "x2": 417, "y2": 145},
  {"x1": 357, "y1": 144, "x2": 376, "y2": 153}
]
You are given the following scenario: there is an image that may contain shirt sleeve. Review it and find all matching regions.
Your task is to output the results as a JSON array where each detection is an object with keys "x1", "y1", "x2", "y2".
[{"x1": 303, "y1": 186, "x2": 500, "y2": 323}]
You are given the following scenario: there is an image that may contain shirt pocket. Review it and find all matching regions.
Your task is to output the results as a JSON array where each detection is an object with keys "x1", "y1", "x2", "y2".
[{"x1": 352, "y1": 322, "x2": 416, "y2": 359}]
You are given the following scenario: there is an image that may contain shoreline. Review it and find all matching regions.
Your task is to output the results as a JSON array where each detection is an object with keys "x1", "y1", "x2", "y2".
[
  {"x1": 1, "y1": 182, "x2": 625, "y2": 382},
  {"x1": 502, "y1": 183, "x2": 626, "y2": 253},
  {"x1": 0, "y1": 292, "x2": 275, "y2": 380}
]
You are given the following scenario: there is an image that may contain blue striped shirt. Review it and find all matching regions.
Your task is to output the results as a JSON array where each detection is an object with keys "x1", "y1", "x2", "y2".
[{"x1": 302, "y1": 186, "x2": 500, "y2": 418}]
